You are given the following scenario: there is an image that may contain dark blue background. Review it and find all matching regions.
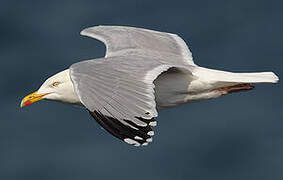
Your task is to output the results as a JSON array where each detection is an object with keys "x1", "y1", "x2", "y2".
[{"x1": 1, "y1": 0, "x2": 282, "y2": 179}]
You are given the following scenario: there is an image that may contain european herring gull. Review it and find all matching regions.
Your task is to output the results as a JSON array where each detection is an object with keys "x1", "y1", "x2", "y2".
[{"x1": 21, "y1": 26, "x2": 279, "y2": 146}]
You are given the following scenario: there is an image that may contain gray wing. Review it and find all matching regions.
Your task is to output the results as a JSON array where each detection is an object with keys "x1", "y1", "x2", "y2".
[
  {"x1": 80, "y1": 25, "x2": 195, "y2": 66},
  {"x1": 71, "y1": 26, "x2": 195, "y2": 146},
  {"x1": 70, "y1": 56, "x2": 192, "y2": 146}
]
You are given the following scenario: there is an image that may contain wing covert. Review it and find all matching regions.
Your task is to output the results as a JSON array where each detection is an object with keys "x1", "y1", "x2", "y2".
[{"x1": 80, "y1": 25, "x2": 195, "y2": 66}]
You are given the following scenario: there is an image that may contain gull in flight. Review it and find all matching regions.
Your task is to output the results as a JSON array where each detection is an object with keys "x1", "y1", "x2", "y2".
[{"x1": 21, "y1": 26, "x2": 279, "y2": 146}]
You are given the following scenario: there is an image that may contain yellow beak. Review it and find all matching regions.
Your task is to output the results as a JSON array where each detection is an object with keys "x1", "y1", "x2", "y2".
[{"x1": 20, "y1": 91, "x2": 50, "y2": 107}]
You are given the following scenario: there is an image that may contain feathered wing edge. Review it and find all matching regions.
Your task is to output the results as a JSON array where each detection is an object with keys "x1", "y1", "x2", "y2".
[{"x1": 88, "y1": 110, "x2": 155, "y2": 146}]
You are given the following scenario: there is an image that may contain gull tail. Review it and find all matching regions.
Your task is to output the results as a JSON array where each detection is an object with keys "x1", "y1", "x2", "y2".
[{"x1": 194, "y1": 67, "x2": 279, "y2": 83}]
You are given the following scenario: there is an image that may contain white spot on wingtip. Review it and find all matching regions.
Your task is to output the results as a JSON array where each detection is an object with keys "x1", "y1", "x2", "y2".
[
  {"x1": 134, "y1": 136, "x2": 143, "y2": 140},
  {"x1": 139, "y1": 123, "x2": 147, "y2": 127},
  {"x1": 124, "y1": 138, "x2": 140, "y2": 146},
  {"x1": 142, "y1": 142, "x2": 148, "y2": 146},
  {"x1": 146, "y1": 138, "x2": 153, "y2": 142},
  {"x1": 147, "y1": 131, "x2": 154, "y2": 136},
  {"x1": 149, "y1": 121, "x2": 157, "y2": 126}
]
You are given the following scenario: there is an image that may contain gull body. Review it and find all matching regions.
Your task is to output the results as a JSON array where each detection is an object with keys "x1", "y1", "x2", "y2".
[
  {"x1": 21, "y1": 26, "x2": 279, "y2": 146},
  {"x1": 36, "y1": 67, "x2": 277, "y2": 109}
]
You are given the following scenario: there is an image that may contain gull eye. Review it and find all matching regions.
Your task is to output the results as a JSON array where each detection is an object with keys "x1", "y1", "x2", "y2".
[{"x1": 52, "y1": 82, "x2": 60, "y2": 87}]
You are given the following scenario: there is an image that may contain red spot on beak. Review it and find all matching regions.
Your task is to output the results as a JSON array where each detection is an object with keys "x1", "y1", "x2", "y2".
[{"x1": 24, "y1": 100, "x2": 32, "y2": 106}]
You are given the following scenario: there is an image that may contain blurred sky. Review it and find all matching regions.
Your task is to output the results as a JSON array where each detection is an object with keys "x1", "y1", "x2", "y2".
[{"x1": 0, "y1": 0, "x2": 283, "y2": 180}]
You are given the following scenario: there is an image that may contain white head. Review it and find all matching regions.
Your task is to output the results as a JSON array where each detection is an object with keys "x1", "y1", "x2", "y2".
[{"x1": 21, "y1": 69, "x2": 81, "y2": 107}]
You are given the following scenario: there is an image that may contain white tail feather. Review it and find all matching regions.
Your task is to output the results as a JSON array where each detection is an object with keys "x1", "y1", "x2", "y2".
[{"x1": 194, "y1": 67, "x2": 279, "y2": 83}]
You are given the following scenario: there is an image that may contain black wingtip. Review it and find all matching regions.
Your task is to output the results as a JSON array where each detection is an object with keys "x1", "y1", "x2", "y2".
[{"x1": 88, "y1": 110, "x2": 155, "y2": 147}]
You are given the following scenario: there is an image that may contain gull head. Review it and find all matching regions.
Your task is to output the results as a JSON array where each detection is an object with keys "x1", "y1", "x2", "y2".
[{"x1": 20, "y1": 69, "x2": 80, "y2": 107}]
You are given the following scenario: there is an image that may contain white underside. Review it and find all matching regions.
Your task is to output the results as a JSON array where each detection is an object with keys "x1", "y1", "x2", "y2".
[
  {"x1": 154, "y1": 67, "x2": 278, "y2": 108},
  {"x1": 49, "y1": 67, "x2": 278, "y2": 109}
]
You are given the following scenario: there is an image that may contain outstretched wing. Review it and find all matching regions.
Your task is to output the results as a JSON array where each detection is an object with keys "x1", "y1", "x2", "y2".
[
  {"x1": 70, "y1": 56, "x2": 180, "y2": 146},
  {"x1": 71, "y1": 26, "x2": 195, "y2": 146},
  {"x1": 80, "y1": 25, "x2": 195, "y2": 66}
]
